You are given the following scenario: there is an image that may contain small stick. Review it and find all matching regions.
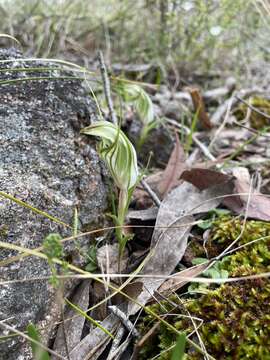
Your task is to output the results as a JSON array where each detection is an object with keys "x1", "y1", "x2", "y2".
[
  {"x1": 140, "y1": 178, "x2": 161, "y2": 207},
  {"x1": 210, "y1": 88, "x2": 265, "y2": 125},
  {"x1": 235, "y1": 95, "x2": 270, "y2": 120},
  {"x1": 98, "y1": 50, "x2": 118, "y2": 125},
  {"x1": 107, "y1": 325, "x2": 125, "y2": 360},
  {"x1": 108, "y1": 305, "x2": 139, "y2": 337},
  {"x1": 165, "y1": 118, "x2": 216, "y2": 161}
]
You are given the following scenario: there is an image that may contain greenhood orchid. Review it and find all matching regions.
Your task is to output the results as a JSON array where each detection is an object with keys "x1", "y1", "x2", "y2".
[{"x1": 81, "y1": 121, "x2": 139, "y2": 260}]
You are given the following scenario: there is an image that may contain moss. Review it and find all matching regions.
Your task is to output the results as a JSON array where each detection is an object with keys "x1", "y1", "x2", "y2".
[
  {"x1": 234, "y1": 97, "x2": 270, "y2": 129},
  {"x1": 139, "y1": 216, "x2": 270, "y2": 360}
]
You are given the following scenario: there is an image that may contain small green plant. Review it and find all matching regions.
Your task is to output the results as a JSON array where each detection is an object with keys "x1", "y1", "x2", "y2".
[
  {"x1": 197, "y1": 208, "x2": 231, "y2": 230},
  {"x1": 81, "y1": 120, "x2": 139, "y2": 263},
  {"x1": 188, "y1": 257, "x2": 228, "y2": 294},
  {"x1": 115, "y1": 81, "x2": 158, "y2": 149},
  {"x1": 43, "y1": 233, "x2": 68, "y2": 287},
  {"x1": 85, "y1": 244, "x2": 98, "y2": 272},
  {"x1": 27, "y1": 323, "x2": 50, "y2": 360},
  {"x1": 171, "y1": 333, "x2": 186, "y2": 360}
]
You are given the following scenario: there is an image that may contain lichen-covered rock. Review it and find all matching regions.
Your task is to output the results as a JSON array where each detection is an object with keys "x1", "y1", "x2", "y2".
[{"x1": 0, "y1": 48, "x2": 109, "y2": 359}]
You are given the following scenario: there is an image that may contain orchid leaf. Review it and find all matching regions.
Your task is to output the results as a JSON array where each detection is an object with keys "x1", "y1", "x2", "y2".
[{"x1": 116, "y1": 83, "x2": 154, "y2": 124}]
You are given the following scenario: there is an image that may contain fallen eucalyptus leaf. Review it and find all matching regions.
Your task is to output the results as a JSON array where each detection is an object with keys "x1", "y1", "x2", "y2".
[
  {"x1": 157, "y1": 134, "x2": 186, "y2": 197},
  {"x1": 68, "y1": 314, "x2": 120, "y2": 360},
  {"x1": 153, "y1": 262, "x2": 211, "y2": 300},
  {"x1": 128, "y1": 179, "x2": 234, "y2": 315},
  {"x1": 234, "y1": 175, "x2": 270, "y2": 221},
  {"x1": 52, "y1": 281, "x2": 90, "y2": 359},
  {"x1": 181, "y1": 168, "x2": 231, "y2": 190}
]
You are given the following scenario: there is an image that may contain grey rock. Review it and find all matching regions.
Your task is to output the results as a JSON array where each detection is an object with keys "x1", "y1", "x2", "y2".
[{"x1": 0, "y1": 48, "x2": 108, "y2": 359}]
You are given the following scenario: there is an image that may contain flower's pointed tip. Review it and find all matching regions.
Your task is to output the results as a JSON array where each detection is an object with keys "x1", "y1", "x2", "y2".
[
  {"x1": 80, "y1": 125, "x2": 94, "y2": 135},
  {"x1": 80, "y1": 126, "x2": 89, "y2": 134}
]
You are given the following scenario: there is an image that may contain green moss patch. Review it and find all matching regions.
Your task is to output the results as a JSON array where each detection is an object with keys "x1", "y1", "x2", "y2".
[{"x1": 139, "y1": 216, "x2": 270, "y2": 359}]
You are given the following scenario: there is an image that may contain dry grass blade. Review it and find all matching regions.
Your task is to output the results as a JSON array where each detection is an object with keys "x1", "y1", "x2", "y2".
[
  {"x1": 0, "y1": 33, "x2": 21, "y2": 45},
  {"x1": 154, "y1": 262, "x2": 211, "y2": 300}
]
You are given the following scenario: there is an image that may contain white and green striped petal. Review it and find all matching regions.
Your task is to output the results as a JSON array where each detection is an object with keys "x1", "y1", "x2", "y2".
[{"x1": 81, "y1": 121, "x2": 139, "y2": 191}]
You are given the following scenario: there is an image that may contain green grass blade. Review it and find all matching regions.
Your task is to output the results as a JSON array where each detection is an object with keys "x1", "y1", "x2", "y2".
[
  {"x1": 171, "y1": 333, "x2": 186, "y2": 360},
  {"x1": 27, "y1": 323, "x2": 50, "y2": 360},
  {"x1": 0, "y1": 191, "x2": 70, "y2": 228},
  {"x1": 65, "y1": 298, "x2": 114, "y2": 339}
]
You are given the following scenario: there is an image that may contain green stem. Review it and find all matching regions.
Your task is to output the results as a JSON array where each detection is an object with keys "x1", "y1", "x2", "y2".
[{"x1": 117, "y1": 188, "x2": 128, "y2": 272}]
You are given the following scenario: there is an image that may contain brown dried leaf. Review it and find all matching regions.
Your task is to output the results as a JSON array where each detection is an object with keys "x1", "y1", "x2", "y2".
[
  {"x1": 157, "y1": 134, "x2": 186, "y2": 197},
  {"x1": 128, "y1": 179, "x2": 234, "y2": 315},
  {"x1": 52, "y1": 281, "x2": 90, "y2": 359},
  {"x1": 187, "y1": 87, "x2": 213, "y2": 130},
  {"x1": 154, "y1": 262, "x2": 210, "y2": 299},
  {"x1": 112, "y1": 282, "x2": 143, "y2": 305},
  {"x1": 181, "y1": 167, "x2": 244, "y2": 214},
  {"x1": 68, "y1": 314, "x2": 120, "y2": 360},
  {"x1": 181, "y1": 168, "x2": 232, "y2": 190},
  {"x1": 234, "y1": 172, "x2": 270, "y2": 221}
]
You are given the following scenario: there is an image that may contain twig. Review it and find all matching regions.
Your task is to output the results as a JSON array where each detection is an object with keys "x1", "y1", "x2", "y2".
[
  {"x1": 98, "y1": 50, "x2": 118, "y2": 125},
  {"x1": 107, "y1": 325, "x2": 125, "y2": 360},
  {"x1": 165, "y1": 118, "x2": 216, "y2": 161},
  {"x1": 110, "y1": 308, "x2": 144, "y2": 360},
  {"x1": 108, "y1": 306, "x2": 139, "y2": 337},
  {"x1": 233, "y1": 119, "x2": 270, "y2": 138},
  {"x1": 210, "y1": 88, "x2": 266, "y2": 124},
  {"x1": 210, "y1": 88, "x2": 267, "y2": 125},
  {"x1": 235, "y1": 95, "x2": 270, "y2": 120},
  {"x1": 209, "y1": 94, "x2": 235, "y2": 150},
  {"x1": 140, "y1": 177, "x2": 161, "y2": 207}
]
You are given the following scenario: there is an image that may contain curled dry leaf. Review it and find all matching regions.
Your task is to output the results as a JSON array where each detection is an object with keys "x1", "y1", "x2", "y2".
[
  {"x1": 187, "y1": 87, "x2": 213, "y2": 130},
  {"x1": 157, "y1": 133, "x2": 186, "y2": 197},
  {"x1": 182, "y1": 167, "x2": 270, "y2": 221}
]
